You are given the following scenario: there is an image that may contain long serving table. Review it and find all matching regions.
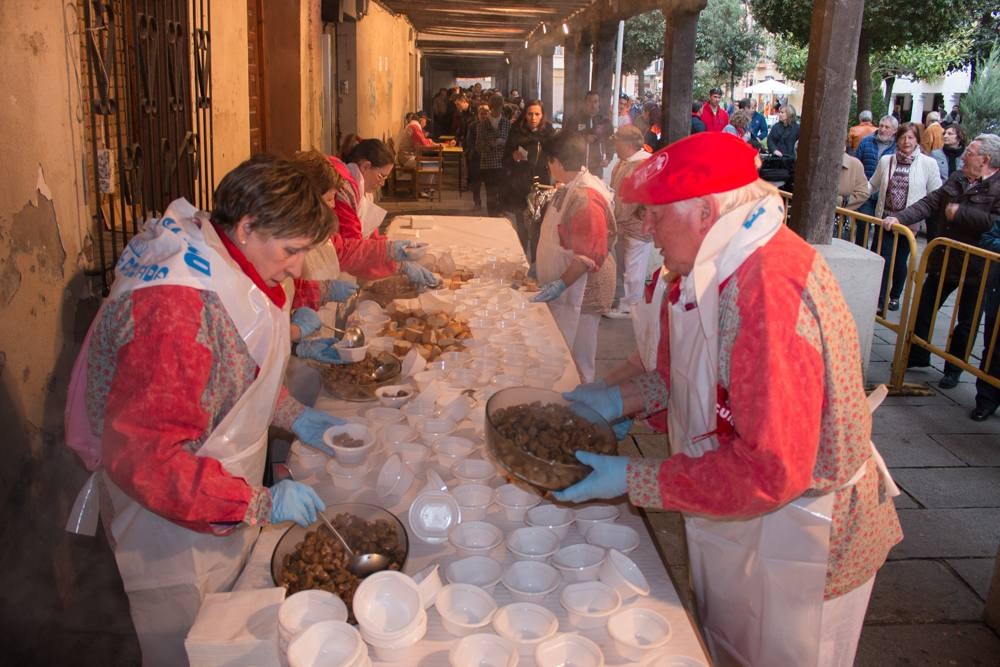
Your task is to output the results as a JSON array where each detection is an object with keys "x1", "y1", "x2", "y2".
[{"x1": 236, "y1": 216, "x2": 709, "y2": 665}]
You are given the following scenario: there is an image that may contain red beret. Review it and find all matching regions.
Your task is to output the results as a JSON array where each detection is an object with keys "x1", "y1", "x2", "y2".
[{"x1": 620, "y1": 132, "x2": 760, "y2": 205}]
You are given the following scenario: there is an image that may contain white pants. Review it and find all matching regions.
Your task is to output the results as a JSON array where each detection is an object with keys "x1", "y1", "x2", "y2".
[
  {"x1": 817, "y1": 575, "x2": 875, "y2": 667},
  {"x1": 621, "y1": 236, "x2": 653, "y2": 307},
  {"x1": 571, "y1": 312, "x2": 601, "y2": 383}
]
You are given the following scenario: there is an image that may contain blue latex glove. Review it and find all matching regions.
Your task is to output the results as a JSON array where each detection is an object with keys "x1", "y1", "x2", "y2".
[
  {"x1": 326, "y1": 280, "x2": 358, "y2": 303},
  {"x1": 563, "y1": 383, "x2": 624, "y2": 423},
  {"x1": 269, "y1": 480, "x2": 326, "y2": 527},
  {"x1": 612, "y1": 418, "x2": 633, "y2": 441},
  {"x1": 291, "y1": 308, "x2": 322, "y2": 338},
  {"x1": 401, "y1": 261, "x2": 439, "y2": 288},
  {"x1": 391, "y1": 240, "x2": 430, "y2": 262},
  {"x1": 295, "y1": 338, "x2": 347, "y2": 364},
  {"x1": 553, "y1": 451, "x2": 629, "y2": 503},
  {"x1": 291, "y1": 407, "x2": 345, "y2": 455},
  {"x1": 531, "y1": 279, "x2": 567, "y2": 303}
]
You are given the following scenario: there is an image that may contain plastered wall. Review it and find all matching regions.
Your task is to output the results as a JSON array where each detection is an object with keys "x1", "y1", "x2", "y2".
[
  {"x1": 353, "y1": 2, "x2": 416, "y2": 142},
  {"x1": 210, "y1": 0, "x2": 251, "y2": 185}
]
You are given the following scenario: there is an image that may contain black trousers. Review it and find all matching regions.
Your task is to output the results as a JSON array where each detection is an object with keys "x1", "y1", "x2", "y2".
[
  {"x1": 907, "y1": 268, "x2": 987, "y2": 377},
  {"x1": 878, "y1": 231, "x2": 911, "y2": 303},
  {"x1": 975, "y1": 265, "x2": 1000, "y2": 406},
  {"x1": 467, "y1": 156, "x2": 482, "y2": 206},
  {"x1": 481, "y1": 168, "x2": 504, "y2": 217}
]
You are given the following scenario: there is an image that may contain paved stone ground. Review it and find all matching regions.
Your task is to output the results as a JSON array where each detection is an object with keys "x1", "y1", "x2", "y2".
[{"x1": 388, "y1": 187, "x2": 1000, "y2": 663}]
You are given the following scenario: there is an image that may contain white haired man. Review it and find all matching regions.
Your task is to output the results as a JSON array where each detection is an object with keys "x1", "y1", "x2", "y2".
[
  {"x1": 554, "y1": 132, "x2": 902, "y2": 667},
  {"x1": 921, "y1": 110, "x2": 945, "y2": 154}
]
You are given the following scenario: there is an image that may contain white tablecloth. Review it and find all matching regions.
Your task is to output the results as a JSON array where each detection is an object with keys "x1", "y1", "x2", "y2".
[{"x1": 235, "y1": 215, "x2": 709, "y2": 666}]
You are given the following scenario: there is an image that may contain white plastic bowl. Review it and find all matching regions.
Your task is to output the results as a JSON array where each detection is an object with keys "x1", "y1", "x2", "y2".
[
  {"x1": 402, "y1": 400, "x2": 437, "y2": 429},
  {"x1": 380, "y1": 423, "x2": 418, "y2": 447},
  {"x1": 360, "y1": 608, "x2": 427, "y2": 660},
  {"x1": 452, "y1": 458, "x2": 497, "y2": 486},
  {"x1": 573, "y1": 505, "x2": 621, "y2": 536},
  {"x1": 505, "y1": 527, "x2": 561, "y2": 562},
  {"x1": 322, "y1": 424, "x2": 376, "y2": 465},
  {"x1": 286, "y1": 620, "x2": 364, "y2": 667},
  {"x1": 501, "y1": 560, "x2": 560, "y2": 603},
  {"x1": 333, "y1": 341, "x2": 368, "y2": 363},
  {"x1": 352, "y1": 571, "x2": 423, "y2": 635},
  {"x1": 598, "y1": 549, "x2": 650, "y2": 602},
  {"x1": 607, "y1": 608, "x2": 672, "y2": 662},
  {"x1": 586, "y1": 523, "x2": 640, "y2": 554},
  {"x1": 408, "y1": 490, "x2": 461, "y2": 544},
  {"x1": 326, "y1": 457, "x2": 373, "y2": 491},
  {"x1": 552, "y1": 543, "x2": 606, "y2": 583},
  {"x1": 439, "y1": 394, "x2": 476, "y2": 423},
  {"x1": 526, "y1": 504, "x2": 575, "y2": 540},
  {"x1": 444, "y1": 555, "x2": 504, "y2": 594},
  {"x1": 414, "y1": 369, "x2": 442, "y2": 391},
  {"x1": 433, "y1": 435, "x2": 476, "y2": 467},
  {"x1": 490, "y1": 373, "x2": 522, "y2": 389},
  {"x1": 535, "y1": 634, "x2": 605, "y2": 667},
  {"x1": 492, "y1": 602, "x2": 559, "y2": 656},
  {"x1": 642, "y1": 655, "x2": 709, "y2": 667},
  {"x1": 412, "y1": 563, "x2": 444, "y2": 610},
  {"x1": 435, "y1": 583, "x2": 499, "y2": 637},
  {"x1": 449, "y1": 520, "x2": 504, "y2": 558},
  {"x1": 374, "y1": 384, "x2": 413, "y2": 408},
  {"x1": 389, "y1": 442, "x2": 430, "y2": 474},
  {"x1": 560, "y1": 580, "x2": 621, "y2": 630},
  {"x1": 376, "y1": 454, "x2": 415, "y2": 499},
  {"x1": 365, "y1": 406, "x2": 406, "y2": 429},
  {"x1": 420, "y1": 418, "x2": 458, "y2": 446},
  {"x1": 278, "y1": 589, "x2": 349, "y2": 648},
  {"x1": 449, "y1": 633, "x2": 519, "y2": 667},
  {"x1": 452, "y1": 484, "x2": 493, "y2": 522},
  {"x1": 494, "y1": 484, "x2": 542, "y2": 521},
  {"x1": 523, "y1": 366, "x2": 562, "y2": 389},
  {"x1": 447, "y1": 368, "x2": 480, "y2": 390}
]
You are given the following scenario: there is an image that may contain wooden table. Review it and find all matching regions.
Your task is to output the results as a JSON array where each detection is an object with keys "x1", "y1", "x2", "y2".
[
  {"x1": 442, "y1": 146, "x2": 464, "y2": 194},
  {"x1": 234, "y1": 216, "x2": 709, "y2": 666}
]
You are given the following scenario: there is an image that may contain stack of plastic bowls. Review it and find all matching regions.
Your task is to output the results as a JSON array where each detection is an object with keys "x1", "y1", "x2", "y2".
[
  {"x1": 286, "y1": 620, "x2": 369, "y2": 667},
  {"x1": 352, "y1": 571, "x2": 427, "y2": 662},
  {"x1": 278, "y1": 590, "x2": 348, "y2": 659}
]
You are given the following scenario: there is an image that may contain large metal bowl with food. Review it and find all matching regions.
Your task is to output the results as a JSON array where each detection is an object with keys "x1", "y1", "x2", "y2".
[
  {"x1": 311, "y1": 352, "x2": 402, "y2": 401},
  {"x1": 271, "y1": 503, "x2": 409, "y2": 605},
  {"x1": 485, "y1": 387, "x2": 617, "y2": 491}
]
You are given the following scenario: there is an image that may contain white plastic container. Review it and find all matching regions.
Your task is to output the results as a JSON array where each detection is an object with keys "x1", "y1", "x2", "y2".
[
  {"x1": 375, "y1": 453, "x2": 415, "y2": 499},
  {"x1": 412, "y1": 563, "x2": 444, "y2": 610},
  {"x1": 449, "y1": 520, "x2": 503, "y2": 558},
  {"x1": 505, "y1": 526, "x2": 560, "y2": 562},
  {"x1": 322, "y1": 424, "x2": 376, "y2": 465},
  {"x1": 288, "y1": 440, "x2": 331, "y2": 477},
  {"x1": 448, "y1": 633, "x2": 519, "y2": 667},
  {"x1": 352, "y1": 571, "x2": 422, "y2": 637},
  {"x1": 526, "y1": 504, "x2": 575, "y2": 540},
  {"x1": 325, "y1": 458, "x2": 372, "y2": 491},
  {"x1": 408, "y1": 490, "x2": 462, "y2": 544},
  {"x1": 492, "y1": 602, "x2": 558, "y2": 656},
  {"x1": 444, "y1": 555, "x2": 504, "y2": 594},
  {"x1": 286, "y1": 620, "x2": 365, "y2": 667},
  {"x1": 586, "y1": 523, "x2": 640, "y2": 554},
  {"x1": 500, "y1": 560, "x2": 560, "y2": 603},
  {"x1": 552, "y1": 543, "x2": 606, "y2": 583},
  {"x1": 432, "y1": 435, "x2": 476, "y2": 467},
  {"x1": 373, "y1": 384, "x2": 413, "y2": 408},
  {"x1": 452, "y1": 484, "x2": 493, "y2": 522},
  {"x1": 607, "y1": 608, "x2": 672, "y2": 662},
  {"x1": 278, "y1": 590, "x2": 348, "y2": 654},
  {"x1": 598, "y1": 549, "x2": 650, "y2": 601},
  {"x1": 380, "y1": 423, "x2": 418, "y2": 447},
  {"x1": 434, "y1": 583, "x2": 499, "y2": 637},
  {"x1": 389, "y1": 442, "x2": 430, "y2": 474},
  {"x1": 334, "y1": 341, "x2": 368, "y2": 363},
  {"x1": 360, "y1": 608, "x2": 427, "y2": 661},
  {"x1": 420, "y1": 417, "x2": 458, "y2": 446},
  {"x1": 573, "y1": 505, "x2": 620, "y2": 537},
  {"x1": 494, "y1": 484, "x2": 542, "y2": 522},
  {"x1": 451, "y1": 458, "x2": 497, "y2": 486},
  {"x1": 534, "y1": 634, "x2": 605, "y2": 667},
  {"x1": 559, "y1": 581, "x2": 621, "y2": 630},
  {"x1": 365, "y1": 406, "x2": 406, "y2": 430}
]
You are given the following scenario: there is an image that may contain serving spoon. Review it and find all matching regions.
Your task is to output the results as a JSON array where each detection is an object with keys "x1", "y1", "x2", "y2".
[{"x1": 317, "y1": 512, "x2": 392, "y2": 577}]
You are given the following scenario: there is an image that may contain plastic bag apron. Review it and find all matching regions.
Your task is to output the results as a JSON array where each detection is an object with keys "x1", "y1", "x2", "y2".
[
  {"x1": 66, "y1": 199, "x2": 289, "y2": 601},
  {"x1": 535, "y1": 183, "x2": 588, "y2": 348},
  {"x1": 632, "y1": 267, "x2": 667, "y2": 373}
]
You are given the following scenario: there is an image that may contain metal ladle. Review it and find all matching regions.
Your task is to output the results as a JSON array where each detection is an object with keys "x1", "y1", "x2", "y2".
[
  {"x1": 322, "y1": 324, "x2": 366, "y2": 348},
  {"x1": 317, "y1": 513, "x2": 392, "y2": 577}
]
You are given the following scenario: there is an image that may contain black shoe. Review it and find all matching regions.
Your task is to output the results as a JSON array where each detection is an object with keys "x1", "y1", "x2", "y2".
[
  {"x1": 938, "y1": 373, "x2": 960, "y2": 389},
  {"x1": 970, "y1": 400, "x2": 998, "y2": 421},
  {"x1": 888, "y1": 299, "x2": 900, "y2": 311}
]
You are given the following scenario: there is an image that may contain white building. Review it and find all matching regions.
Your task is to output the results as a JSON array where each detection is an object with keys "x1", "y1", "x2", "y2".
[{"x1": 886, "y1": 67, "x2": 971, "y2": 122}]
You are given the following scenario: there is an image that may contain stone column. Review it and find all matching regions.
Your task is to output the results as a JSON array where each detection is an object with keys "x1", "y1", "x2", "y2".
[
  {"x1": 540, "y1": 46, "x2": 555, "y2": 117},
  {"x1": 789, "y1": 0, "x2": 865, "y2": 244},
  {"x1": 592, "y1": 21, "x2": 618, "y2": 123},
  {"x1": 659, "y1": 0, "x2": 707, "y2": 145},
  {"x1": 562, "y1": 32, "x2": 584, "y2": 127},
  {"x1": 526, "y1": 54, "x2": 540, "y2": 101}
]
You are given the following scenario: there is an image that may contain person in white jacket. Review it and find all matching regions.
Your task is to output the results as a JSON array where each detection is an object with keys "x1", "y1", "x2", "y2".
[
  {"x1": 870, "y1": 122, "x2": 942, "y2": 311},
  {"x1": 606, "y1": 125, "x2": 652, "y2": 321}
]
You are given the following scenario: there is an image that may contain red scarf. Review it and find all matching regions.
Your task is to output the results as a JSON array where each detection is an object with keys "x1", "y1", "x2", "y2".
[{"x1": 212, "y1": 222, "x2": 287, "y2": 308}]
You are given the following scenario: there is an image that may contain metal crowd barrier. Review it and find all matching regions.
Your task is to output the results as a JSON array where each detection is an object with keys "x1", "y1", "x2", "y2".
[{"x1": 892, "y1": 238, "x2": 1000, "y2": 391}]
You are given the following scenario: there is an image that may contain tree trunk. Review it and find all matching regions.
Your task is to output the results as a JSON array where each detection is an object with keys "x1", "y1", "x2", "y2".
[
  {"x1": 637, "y1": 70, "x2": 645, "y2": 100},
  {"x1": 882, "y1": 76, "x2": 895, "y2": 114},
  {"x1": 854, "y1": 27, "x2": 871, "y2": 113}
]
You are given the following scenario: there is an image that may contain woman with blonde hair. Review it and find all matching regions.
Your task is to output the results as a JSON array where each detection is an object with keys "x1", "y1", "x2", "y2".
[{"x1": 767, "y1": 104, "x2": 799, "y2": 157}]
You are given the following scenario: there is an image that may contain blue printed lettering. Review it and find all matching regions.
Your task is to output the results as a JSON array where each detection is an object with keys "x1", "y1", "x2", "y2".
[
  {"x1": 743, "y1": 206, "x2": 766, "y2": 229},
  {"x1": 184, "y1": 244, "x2": 212, "y2": 277},
  {"x1": 160, "y1": 217, "x2": 181, "y2": 234}
]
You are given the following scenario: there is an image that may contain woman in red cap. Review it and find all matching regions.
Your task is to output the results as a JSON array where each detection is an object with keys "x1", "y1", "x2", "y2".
[
  {"x1": 555, "y1": 132, "x2": 902, "y2": 667},
  {"x1": 530, "y1": 131, "x2": 617, "y2": 382}
]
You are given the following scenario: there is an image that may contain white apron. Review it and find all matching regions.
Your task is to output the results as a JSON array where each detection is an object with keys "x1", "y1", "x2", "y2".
[
  {"x1": 348, "y1": 162, "x2": 388, "y2": 237},
  {"x1": 65, "y1": 199, "x2": 290, "y2": 662},
  {"x1": 632, "y1": 266, "x2": 668, "y2": 373},
  {"x1": 668, "y1": 197, "x2": 897, "y2": 666},
  {"x1": 535, "y1": 170, "x2": 610, "y2": 348}
]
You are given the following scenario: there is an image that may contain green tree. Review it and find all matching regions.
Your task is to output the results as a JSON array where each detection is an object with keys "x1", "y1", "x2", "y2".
[
  {"x1": 960, "y1": 45, "x2": 1000, "y2": 136},
  {"x1": 750, "y1": 0, "x2": 966, "y2": 112},
  {"x1": 771, "y1": 35, "x2": 807, "y2": 83},
  {"x1": 622, "y1": 11, "x2": 665, "y2": 99},
  {"x1": 696, "y1": 0, "x2": 766, "y2": 98}
]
